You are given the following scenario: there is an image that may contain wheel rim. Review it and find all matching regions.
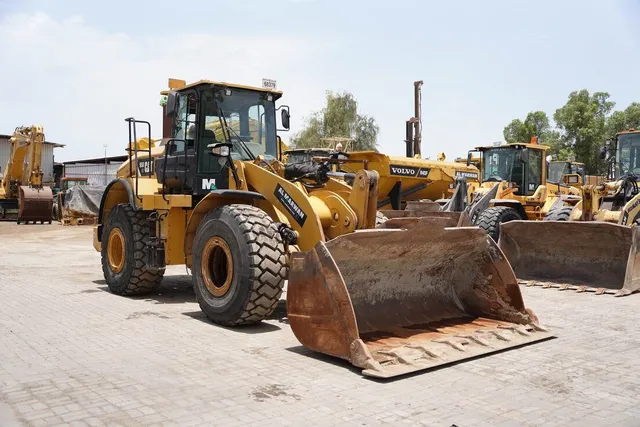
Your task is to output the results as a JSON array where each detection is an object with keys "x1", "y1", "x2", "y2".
[
  {"x1": 107, "y1": 228, "x2": 126, "y2": 273},
  {"x1": 202, "y1": 237, "x2": 233, "y2": 297}
]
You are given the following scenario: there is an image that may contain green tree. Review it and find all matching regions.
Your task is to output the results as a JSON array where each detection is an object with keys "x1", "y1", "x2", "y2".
[
  {"x1": 503, "y1": 111, "x2": 574, "y2": 159},
  {"x1": 291, "y1": 91, "x2": 379, "y2": 151},
  {"x1": 553, "y1": 90, "x2": 614, "y2": 174},
  {"x1": 503, "y1": 111, "x2": 551, "y2": 143},
  {"x1": 605, "y1": 102, "x2": 640, "y2": 138}
]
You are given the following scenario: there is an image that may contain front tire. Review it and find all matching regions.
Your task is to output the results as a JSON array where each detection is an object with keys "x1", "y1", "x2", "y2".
[
  {"x1": 543, "y1": 206, "x2": 573, "y2": 221},
  {"x1": 192, "y1": 204, "x2": 287, "y2": 326},
  {"x1": 100, "y1": 204, "x2": 164, "y2": 295},
  {"x1": 474, "y1": 206, "x2": 523, "y2": 241}
]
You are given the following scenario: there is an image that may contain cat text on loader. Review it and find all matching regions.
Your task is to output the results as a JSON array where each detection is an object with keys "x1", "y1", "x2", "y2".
[
  {"x1": 497, "y1": 129, "x2": 640, "y2": 297},
  {"x1": 0, "y1": 125, "x2": 53, "y2": 224},
  {"x1": 93, "y1": 78, "x2": 552, "y2": 379},
  {"x1": 463, "y1": 138, "x2": 581, "y2": 241}
]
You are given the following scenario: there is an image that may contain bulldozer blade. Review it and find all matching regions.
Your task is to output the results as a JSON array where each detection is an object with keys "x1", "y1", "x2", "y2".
[
  {"x1": 287, "y1": 217, "x2": 553, "y2": 379},
  {"x1": 18, "y1": 186, "x2": 53, "y2": 224},
  {"x1": 498, "y1": 221, "x2": 640, "y2": 297}
]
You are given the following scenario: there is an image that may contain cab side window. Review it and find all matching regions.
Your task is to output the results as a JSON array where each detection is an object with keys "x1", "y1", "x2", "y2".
[{"x1": 172, "y1": 93, "x2": 197, "y2": 153}]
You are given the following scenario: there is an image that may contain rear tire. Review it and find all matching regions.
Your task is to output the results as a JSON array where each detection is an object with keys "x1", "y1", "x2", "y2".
[
  {"x1": 192, "y1": 204, "x2": 287, "y2": 326},
  {"x1": 101, "y1": 204, "x2": 164, "y2": 295},
  {"x1": 474, "y1": 206, "x2": 523, "y2": 241},
  {"x1": 543, "y1": 206, "x2": 573, "y2": 221}
]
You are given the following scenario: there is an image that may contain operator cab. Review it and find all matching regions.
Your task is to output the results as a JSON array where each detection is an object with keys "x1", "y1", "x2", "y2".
[
  {"x1": 547, "y1": 161, "x2": 584, "y2": 185},
  {"x1": 611, "y1": 130, "x2": 640, "y2": 178},
  {"x1": 156, "y1": 81, "x2": 290, "y2": 196},
  {"x1": 472, "y1": 143, "x2": 546, "y2": 196}
]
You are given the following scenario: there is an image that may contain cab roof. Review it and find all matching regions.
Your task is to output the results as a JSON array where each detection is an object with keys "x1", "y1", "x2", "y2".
[
  {"x1": 475, "y1": 142, "x2": 550, "y2": 151},
  {"x1": 160, "y1": 78, "x2": 283, "y2": 100},
  {"x1": 617, "y1": 128, "x2": 640, "y2": 136}
]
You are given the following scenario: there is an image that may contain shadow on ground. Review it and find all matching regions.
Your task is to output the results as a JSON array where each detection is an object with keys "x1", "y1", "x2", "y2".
[{"x1": 93, "y1": 276, "x2": 195, "y2": 304}]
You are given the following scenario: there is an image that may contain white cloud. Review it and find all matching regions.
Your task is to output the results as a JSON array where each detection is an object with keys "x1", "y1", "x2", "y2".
[{"x1": 0, "y1": 12, "x2": 328, "y2": 160}]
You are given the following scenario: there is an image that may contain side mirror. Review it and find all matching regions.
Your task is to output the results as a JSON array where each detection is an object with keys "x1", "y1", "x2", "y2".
[
  {"x1": 165, "y1": 91, "x2": 179, "y2": 118},
  {"x1": 281, "y1": 109, "x2": 290, "y2": 130},
  {"x1": 519, "y1": 148, "x2": 529, "y2": 163},
  {"x1": 599, "y1": 146, "x2": 607, "y2": 160},
  {"x1": 208, "y1": 142, "x2": 233, "y2": 158}
]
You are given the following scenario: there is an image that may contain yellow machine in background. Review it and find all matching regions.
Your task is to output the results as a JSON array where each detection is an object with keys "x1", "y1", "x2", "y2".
[
  {"x1": 283, "y1": 80, "x2": 481, "y2": 213},
  {"x1": 0, "y1": 125, "x2": 53, "y2": 224},
  {"x1": 461, "y1": 138, "x2": 581, "y2": 241},
  {"x1": 92, "y1": 78, "x2": 551, "y2": 379},
  {"x1": 497, "y1": 129, "x2": 640, "y2": 297}
]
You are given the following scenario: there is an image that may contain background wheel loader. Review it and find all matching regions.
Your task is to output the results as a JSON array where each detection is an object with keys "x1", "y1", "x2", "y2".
[
  {"x1": 455, "y1": 137, "x2": 582, "y2": 241},
  {"x1": 93, "y1": 78, "x2": 552, "y2": 378},
  {"x1": 497, "y1": 129, "x2": 640, "y2": 297},
  {"x1": 0, "y1": 125, "x2": 53, "y2": 224}
]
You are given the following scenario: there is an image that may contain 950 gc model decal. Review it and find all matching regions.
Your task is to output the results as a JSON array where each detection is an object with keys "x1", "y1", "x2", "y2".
[
  {"x1": 455, "y1": 170, "x2": 479, "y2": 180},
  {"x1": 274, "y1": 183, "x2": 307, "y2": 227},
  {"x1": 137, "y1": 158, "x2": 154, "y2": 177},
  {"x1": 389, "y1": 164, "x2": 430, "y2": 178}
]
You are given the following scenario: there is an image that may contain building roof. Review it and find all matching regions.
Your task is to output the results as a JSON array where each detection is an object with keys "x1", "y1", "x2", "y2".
[
  {"x1": 61, "y1": 155, "x2": 128, "y2": 165},
  {"x1": 0, "y1": 134, "x2": 65, "y2": 148}
]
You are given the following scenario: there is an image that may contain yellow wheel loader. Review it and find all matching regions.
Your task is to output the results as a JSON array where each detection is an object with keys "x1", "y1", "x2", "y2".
[
  {"x1": 93, "y1": 78, "x2": 552, "y2": 378},
  {"x1": 459, "y1": 138, "x2": 581, "y2": 241},
  {"x1": 0, "y1": 125, "x2": 53, "y2": 224},
  {"x1": 497, "y1": 129, "x2": 640, "y2": 297}
]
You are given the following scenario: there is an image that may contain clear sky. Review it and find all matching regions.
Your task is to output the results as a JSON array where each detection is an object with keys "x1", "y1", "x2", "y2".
[{"x1": 0, "y1": 0, "x2": 638, "y2": 162}]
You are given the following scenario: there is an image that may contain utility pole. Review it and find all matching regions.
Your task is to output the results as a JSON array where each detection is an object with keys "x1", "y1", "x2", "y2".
[{"x1": 104, "y1": 144, "x2": 108, "y2": 186}]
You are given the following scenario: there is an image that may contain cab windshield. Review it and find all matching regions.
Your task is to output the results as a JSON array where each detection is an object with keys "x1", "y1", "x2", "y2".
[
  {"x1": 481, "y1": 147, "x2": 522, "y2": 183},
  {"x1": 616, "y1": 133, "x2": 640, "y2": 177}
]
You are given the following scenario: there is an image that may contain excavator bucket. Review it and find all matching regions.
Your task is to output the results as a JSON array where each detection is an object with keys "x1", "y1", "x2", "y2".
[
  {"x1": 498, "y1": 221, "x2": 640, "y2": 297},
  {"x1": 18, "y1": 186, "x2": 53, "y2": 224},
  {"x1": 287, "y1": 217, "x2": 553, "y2": 379}
]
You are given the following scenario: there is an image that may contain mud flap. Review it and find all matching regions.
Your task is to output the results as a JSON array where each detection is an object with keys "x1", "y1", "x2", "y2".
[
  {"x1": 498, "y1": 221, "x2": 640, "y2": 297},
  {"x1": 18, "y1": 186, "x2": 53, "y2": 224},
  {"x1": 287, "y1": 217, "x2": 553, "y2": 379}
]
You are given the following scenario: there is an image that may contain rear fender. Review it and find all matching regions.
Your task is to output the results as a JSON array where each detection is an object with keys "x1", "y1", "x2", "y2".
[{"x1": 184, "y1": 190, "x2": 267, "y2": 268}]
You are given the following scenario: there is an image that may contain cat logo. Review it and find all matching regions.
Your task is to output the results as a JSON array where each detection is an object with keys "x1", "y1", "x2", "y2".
[{"x1": 202, "y1": 178, "x2": 217, "y2": 190}]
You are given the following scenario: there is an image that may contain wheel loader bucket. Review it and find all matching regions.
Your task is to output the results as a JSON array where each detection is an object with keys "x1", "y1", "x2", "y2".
[
  {"x1": 18, "y1": 186, "x2": 53, "y2": 224},
  {"x1": 287, "y1": 217, "x2": 553, "y2": 379},
  {"x1": 498, "y1": 221, "x2": 640, "y2": 297}
]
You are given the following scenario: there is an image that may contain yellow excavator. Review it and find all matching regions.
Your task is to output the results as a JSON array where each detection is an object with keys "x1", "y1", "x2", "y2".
[
  {"x1": 497, "y1": 129, "x2": 640, "y2": 297},
  {"x1": 0, "y1": 125, "x2": 53, "y2": 224},
  {"x1": 92, "y1": 78, "x2": 552, "y2": 378}
]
